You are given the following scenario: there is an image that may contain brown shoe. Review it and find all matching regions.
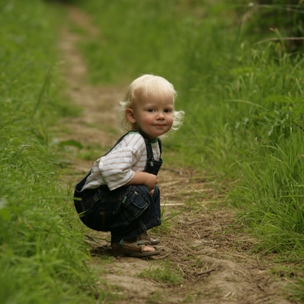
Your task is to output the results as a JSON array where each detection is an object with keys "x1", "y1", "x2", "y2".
[
  {"x1": 138, "y1": 231, "x2": 160, "y2": 245},
  {"x1": 112, "y1": 239, "x2": 160, "y2": 258}
]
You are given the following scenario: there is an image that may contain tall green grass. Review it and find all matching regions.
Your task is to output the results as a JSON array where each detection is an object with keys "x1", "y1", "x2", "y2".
[
  {"x1": 71, "y1": 0, "x2": 304, "y2": 299},
  {"x1": 0, "y1": 1, "x2": 97, "y2": 303}
]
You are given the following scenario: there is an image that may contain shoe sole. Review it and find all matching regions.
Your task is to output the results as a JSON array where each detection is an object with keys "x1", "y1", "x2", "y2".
[{"x1": 112, "y1": 250, "x2": 160, "y2": 257}]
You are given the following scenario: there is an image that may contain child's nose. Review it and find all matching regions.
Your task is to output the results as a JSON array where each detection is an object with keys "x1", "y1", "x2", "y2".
[{"x1": 157, "y1": 112, "x2": 165, "y2": 119}]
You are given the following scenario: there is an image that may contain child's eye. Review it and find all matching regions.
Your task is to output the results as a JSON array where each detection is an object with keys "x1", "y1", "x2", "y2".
[
  {"x1": 148, "y1": 109, "x2": 155, "y2": 112},
  {"x1": 164, "y1": 109, "x2": 172, "y2": 113}
]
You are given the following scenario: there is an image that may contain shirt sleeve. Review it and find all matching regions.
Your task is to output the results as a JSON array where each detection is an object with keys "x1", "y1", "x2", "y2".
[{"x1": 98, "y1": 133, "x2": 146, "y2": 190}]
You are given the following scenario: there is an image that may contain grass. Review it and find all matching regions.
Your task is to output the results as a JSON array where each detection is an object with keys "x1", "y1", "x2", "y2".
[
  {"x1": 138, "y1": 260, "x2": 183, "y2": 285},
  {"x1": 68, "y1": 0, "x2": 304, "y2": 299},
  {"x1": 231, "y1": 132, "x2": 304, "y2": 254},
  {"x1": 3, "y1": 0, "x2": 303, "y2": 301},
  {"x1": 0, "y1": 1, "x2": 100, "y2": 303}
]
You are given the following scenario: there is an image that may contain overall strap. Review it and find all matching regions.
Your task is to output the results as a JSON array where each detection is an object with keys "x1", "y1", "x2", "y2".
[
  {"x1": 75, "y1": 131, "x2": 131, "y2": 195},
  {"x1": 103, "y1": 131, "x2": 131, "y2": 156},
  {"x1": 74, "y1": 170, "x2": 91, "y2": 196},
  {"x1": 158, "y1": 138, "x2": 162, "y2": 154},
  {"x1": 105, "y1": 130, "x2": 162, "y2": 158},
  {"x1": 143, "y1": 136, "x2": 163, "y2": 175},
  {"x1": 145, "y1": 137, "x2": 153, "y2": 165}
]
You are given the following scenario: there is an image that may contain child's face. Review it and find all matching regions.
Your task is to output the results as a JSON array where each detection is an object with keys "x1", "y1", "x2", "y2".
[{"x1": 126, "y1": 92, "x2": 174, "y2": 139}]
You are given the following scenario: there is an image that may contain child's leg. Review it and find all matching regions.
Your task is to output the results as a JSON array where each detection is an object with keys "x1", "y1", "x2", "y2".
[
  {"x1": 74, "y1": 185, "x2": 127, "y2": 231},
  {"x1": 110, "y1": 184, "x2": 161, "y2": 243}
]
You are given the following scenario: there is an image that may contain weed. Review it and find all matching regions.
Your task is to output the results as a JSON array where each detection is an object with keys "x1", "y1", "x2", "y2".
[
  {"x1": 146, "y1": 291, "x2": 165, "y2": 304},
  {"x1": 138, "y1": 260, "x2": 184, "y2": 285}
]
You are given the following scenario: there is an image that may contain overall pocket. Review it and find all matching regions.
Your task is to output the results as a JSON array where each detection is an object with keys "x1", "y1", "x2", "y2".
[{"x1": 121, "y1": 186, "x2": 150, "y2": 222}]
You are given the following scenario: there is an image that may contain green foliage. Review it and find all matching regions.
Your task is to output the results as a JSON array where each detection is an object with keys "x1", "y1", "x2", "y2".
[
  {"x1": 76, "y1": 0, "x2": 187, "y2": 85},
  {"x1": 231, "y1": 132, "x2": 304, "y2": 252},
  {"x1": 0, "y1": 1, "x2": 97, "y2": 303},
  {"x1": 236, "y1": 1, "x2": 304, "y2": 53},
  {"x1": 138, "y1": 260, "x2": 183, "y2": 285}
]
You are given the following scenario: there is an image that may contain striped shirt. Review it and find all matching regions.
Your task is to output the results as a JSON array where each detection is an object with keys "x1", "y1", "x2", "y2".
[{"x1": 82, "y1": 132, "x2": 161, "y2": 191}]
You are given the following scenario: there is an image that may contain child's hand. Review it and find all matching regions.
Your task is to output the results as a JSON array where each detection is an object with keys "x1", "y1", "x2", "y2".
[
  {"x1": 125, "y1": 171, "x2": 158, "y2": 191},
  {"x1": 143, "y1": 173, "x2": 158, "y2": 191}
]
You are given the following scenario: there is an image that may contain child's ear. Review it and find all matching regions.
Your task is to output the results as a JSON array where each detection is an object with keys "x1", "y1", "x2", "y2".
[{"x1": 125, "y1": 108, "x2": 136, "y2": 123}]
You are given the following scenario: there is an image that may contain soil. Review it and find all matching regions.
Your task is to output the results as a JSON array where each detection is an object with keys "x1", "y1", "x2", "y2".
[{"x1": 57, "y1": 4, "x2": 298, "y2": 304}]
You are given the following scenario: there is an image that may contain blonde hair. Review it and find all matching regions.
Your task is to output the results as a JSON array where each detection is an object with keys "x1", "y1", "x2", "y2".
[{"x1": 119, "y1": 74, "x2": 184, "y2": 131}]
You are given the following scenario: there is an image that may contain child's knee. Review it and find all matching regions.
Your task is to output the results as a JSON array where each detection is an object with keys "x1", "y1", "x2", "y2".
[{"x1": 152, "y1": 185, "x2": 160, "y2": 198}]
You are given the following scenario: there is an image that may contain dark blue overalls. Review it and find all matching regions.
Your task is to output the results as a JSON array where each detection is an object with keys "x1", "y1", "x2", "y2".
[{"x1": 74, "y1": 131, "x2": 163, "y2": 243}]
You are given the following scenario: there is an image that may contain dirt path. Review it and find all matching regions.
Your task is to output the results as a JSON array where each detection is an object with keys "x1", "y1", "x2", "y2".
[{"x1": 58, "y1": 5, "x2": 295, "y2": 304}]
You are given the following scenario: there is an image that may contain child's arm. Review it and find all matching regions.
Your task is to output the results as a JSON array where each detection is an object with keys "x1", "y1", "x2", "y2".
[{"x1": 125, "y1": 171, "x2": 158, "y2": 191}]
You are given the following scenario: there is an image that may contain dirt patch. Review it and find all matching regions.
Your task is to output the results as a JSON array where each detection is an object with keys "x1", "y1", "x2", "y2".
[{"x1": 58, "y1": 4, "x2": 296, "y2": 304}]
